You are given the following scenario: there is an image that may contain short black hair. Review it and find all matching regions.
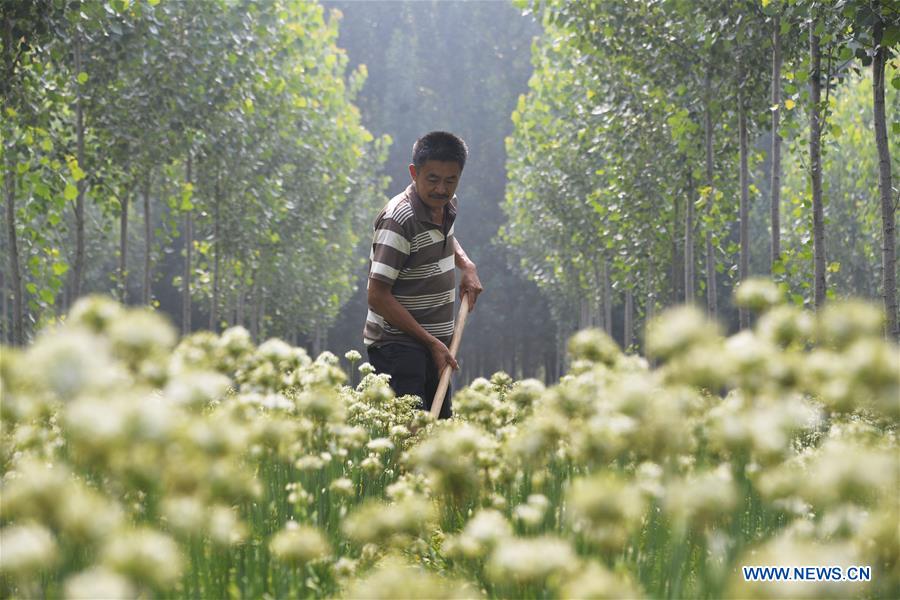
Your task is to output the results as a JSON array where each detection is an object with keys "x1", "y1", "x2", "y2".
[{"x1": 412, "y1": 131, "x2": 468, "y2": 171}]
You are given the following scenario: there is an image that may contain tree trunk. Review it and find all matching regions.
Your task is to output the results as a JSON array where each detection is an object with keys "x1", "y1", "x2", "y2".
[
  {"x1": 118, "y1": 182, "x2": 129, "y2": 303},
  {"x1": 703, "y1": 80, "x2": 717, "y2": 318},
  {"x1": 313, "y1": 324, "x2": 323, "y2": 357},
  {"x1": 873, "y1": 19, "x2": 898, "y2": 339},
  {"x1": 182, "y1": 153, "x2": 192, "y2": 334},
  {"x1": 249, "y1": 281, "x2": 260, "y2": 342},
  {"x1": 645, "y1": 263, "x2": 655, "y2": 353},
  {"x1": 739, "y1": 95, "x2": 750, "y2": 329},
  {"x1": 142, "y1": 172, "x2": 151, "y2": 305},
  {"x1": 770, "y1": 13, "x2": 783, "y2": 270},
  {"x1": 4, "y1": 160, "x2": 23, "y2": 345},
  {"x1": 684, "y1": 167, "x2": 695, "y2": 305},
  {"x1": 258, "y1": 290, "x2": 266, "y2": 341},
  {"x1": 210, "y1": 178, "x2": 221, "y2": 331},
  {"x1": 809, "y1": 22, "x2": 827, "y2": 309},
  {"x1": 228, "y1": 286, "x2": 236, "y2": 327},
  {"x1": 543, "y1": 348, "x2": 552, "y2": 384},
  {"x1": 557, "y1": 325, "x2": 566, "y2": 379},
  {"x1": 71, "y1": 32, "x2": 86, "y2": 302},
  {"x1": 1, "y1": 267, "x2": 7, "y2": 343},
  {"x1": 236, "y1": 278, "x2": 245, "y2": 327},
  {"x1": 602, "y1": 258, "x2": 612, "y2": 332},
  {"x1": 671, "y1": 193, "x2": 682, "y2": 305},
  {"x1": 623, "y1": 286, "x2": 633, "y2": 352}
]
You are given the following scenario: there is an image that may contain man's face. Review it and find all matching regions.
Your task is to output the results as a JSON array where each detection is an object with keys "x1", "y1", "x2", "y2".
[{"x1": 409, "y1": 160, "x2": 462, "y2": 209}]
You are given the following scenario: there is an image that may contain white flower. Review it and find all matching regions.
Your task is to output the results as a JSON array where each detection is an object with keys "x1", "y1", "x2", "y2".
[
  {"x1": 664, "y1": 465, "x2": 738, "y2": 531},
  {"x1": 0, "y1": 523, "x2": 58, "y2": 578},
  {"x1": 164, "y1": 370, "x2": 231, "y2": 408},
  {"x1": 367, "y1": 437, "x2": 395, "y2": 454},
  {"x1": 315, "y1": 351, "x2": 339, "y2": 366},
  {"x1": 330, "y1": 477, "x2": 355, "y2": 498},
  {"x1": 333, "y1": 556, "x2": 357, "y2": 578},
  {"x1": 64, "y1": 566, "x2": 136, "y2": 599},
  {"x1": 343, "y1": 497, "x2": 435, "y2": 546},
  {"x1": 269, "y1": 523, "x2": 330, "y2": 565},
  {"x1": 107, "y1": 308, "x2": 177, "y2": 360},
  {"x1": 162, "y1": 496, "x2": 207, "y2": 535},
  {"x1": 646, "y1": 306, "x2": 722, "y2": 360},
  {"x1": 567, "y1": 473, "x2": 646, "y2": 551},
  {"x1": 102, "y1": 528, "x2": 183, "y2": 589},
  {"x1": 358, "y1": 362, "x2": 377, "y2": 376},
  {"x1": 25, "y1": 328, "x2": 125, "y2": 401},
  {"x1": 568, "y1": 328, "x2": 621, "y2": 366},
  {"x1": 487, "y1": 536, "x2": 578, "y2": 585},
  {"x1": 208, "y1": 505, "x2": 247, "y2": 547},
  {"x1": 345, "y1": 555, "x2": 474, "y2": 599},
  {"x1": 561, "y1": 562, "x2": 645, "y2": 599},
  {"x1": 734, "y1": 278, "x2": 784, "y2": 313},
  {"x1": 257, "y1": 338, "x2": 293, "y2": 363}
]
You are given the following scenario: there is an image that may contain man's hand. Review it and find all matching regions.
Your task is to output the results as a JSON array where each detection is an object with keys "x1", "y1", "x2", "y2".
[
  {"x1": 429, "y1": 337, "x2": 458, "y2": 374},
  {"x1": 459, "y1": 263, "x2": 483, "y2": 310}
]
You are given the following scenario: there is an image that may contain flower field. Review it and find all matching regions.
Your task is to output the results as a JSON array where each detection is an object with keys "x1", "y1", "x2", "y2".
[{"x1": 1, "y1": 282, "x2": 897, "y2": 599}]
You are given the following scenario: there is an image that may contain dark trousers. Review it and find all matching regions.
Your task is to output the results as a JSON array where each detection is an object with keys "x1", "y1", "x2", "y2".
[{"x1": 367, "y1": 343, "x2": 452, "y2": 419}]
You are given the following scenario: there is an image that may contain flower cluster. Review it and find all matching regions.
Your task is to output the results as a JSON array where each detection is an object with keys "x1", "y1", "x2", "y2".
[{"x1": 1, "y1": 285, "x2": 897, "y2": 599}]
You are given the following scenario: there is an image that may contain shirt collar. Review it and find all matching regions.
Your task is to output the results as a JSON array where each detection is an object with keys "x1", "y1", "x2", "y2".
[{"x1": 408, "y1": 183, "x2": 457, "y2": 227}]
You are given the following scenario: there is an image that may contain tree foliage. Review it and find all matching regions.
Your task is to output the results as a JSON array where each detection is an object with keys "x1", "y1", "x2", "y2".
[
  {"x1": 1, "y1": 0, "x2": 389, "y2": 344},
  {"x1": 504, "y1": 0, "x2": 898, "y2": 343}
]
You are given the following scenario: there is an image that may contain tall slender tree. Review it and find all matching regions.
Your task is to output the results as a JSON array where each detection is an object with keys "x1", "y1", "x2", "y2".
[
  {"x1": 870, "y1": 7, "x2": 898, "y2": 338},
  {"x1": 809, "y1": 16, "x2": 827, "y2": 309}
]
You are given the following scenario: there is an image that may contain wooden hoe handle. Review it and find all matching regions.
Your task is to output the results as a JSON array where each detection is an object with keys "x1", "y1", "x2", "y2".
[{"x1": 430, "y1": 294, "x2": 471, "y2": 418}]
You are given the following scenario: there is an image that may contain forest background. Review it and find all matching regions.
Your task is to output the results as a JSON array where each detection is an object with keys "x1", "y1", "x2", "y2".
[{"x1": 2, "y1": 0, "x2": 897, "y2": 385}]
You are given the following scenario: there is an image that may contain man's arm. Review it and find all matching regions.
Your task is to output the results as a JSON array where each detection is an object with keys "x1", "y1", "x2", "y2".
[
  {"x1": 454, "y1": 237, "x2": 483, "y2": 310},
  {"x1": 368, "y1": 278, "x2": 458, "y2": 373}
]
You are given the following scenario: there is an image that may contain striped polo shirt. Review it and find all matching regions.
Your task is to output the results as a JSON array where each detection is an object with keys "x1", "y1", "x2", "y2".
[{"x1": 364, "y1": 183, "x2": 457, "y2": 348}]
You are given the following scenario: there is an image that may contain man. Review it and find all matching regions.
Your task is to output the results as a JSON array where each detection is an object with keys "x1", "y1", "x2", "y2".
[{"x1": 364, "y1": 131, "x2": 483, "y2": 418}]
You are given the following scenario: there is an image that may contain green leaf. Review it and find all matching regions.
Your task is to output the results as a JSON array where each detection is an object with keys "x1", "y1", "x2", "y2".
[
  {"x1": 35, "y1": 182, "x2": 51, "y2": 200},
  {"x1": 52, "y1": 262, "x2": 69, "y2": 276},
  {"x1": 64, "y1": 183, "x2": 78, "y2": 201},
  {"x1": 39, "y1": 288, "x2": 55, "y2": 304},
  {"x1": 882, "y1": 25, "x2": 900, "y2": 49},
  {"x1": 26, "y1": 282, "x2": 37, "y2": 295},
  {"x1": 891, "y1": 76, "x2": 900, "y2": 91},
  {"x1": 180, "y1": 183, "x2": 193, "y2": 211},
  {"x1": 77, "y1": 72, "x2": 89, "y2": 84}
]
